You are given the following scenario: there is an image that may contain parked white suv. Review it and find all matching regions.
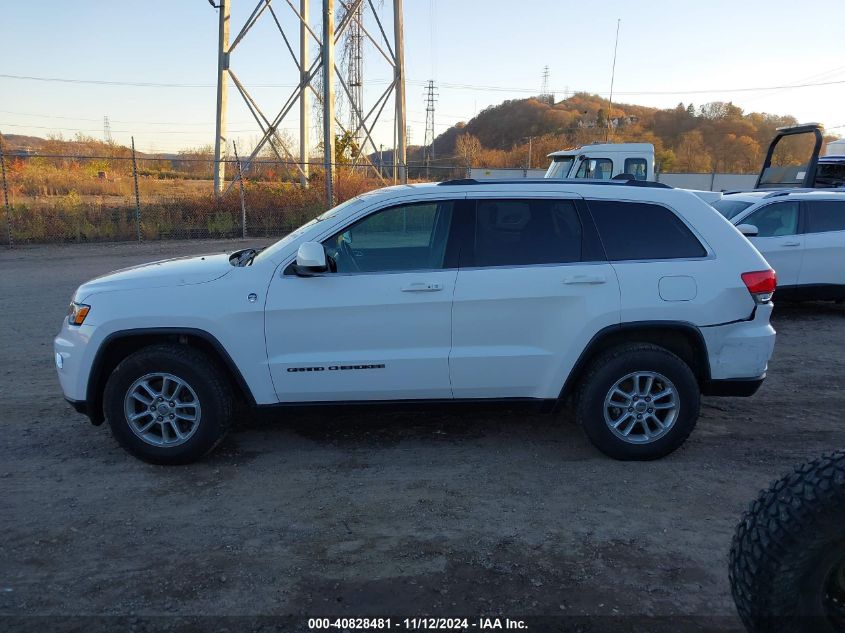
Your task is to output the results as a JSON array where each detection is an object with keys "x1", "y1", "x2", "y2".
[
  {"x1": 713, "y1": 190, "x2": 845, "y2": 302},
  {"x1": 55, "y1": 180, "x2": 777, "y2": 464}
]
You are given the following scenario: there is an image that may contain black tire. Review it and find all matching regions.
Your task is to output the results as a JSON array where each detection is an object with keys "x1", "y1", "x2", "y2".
[
  {"x1": 575, "y1": 343, "x2": 700, "y2": 461},
  {"x1": 103, "y1": 344, "x2": 233, "y2": 465},
  {"x1": 729, "y1": 450, "x2": 845, "y2": 633}
]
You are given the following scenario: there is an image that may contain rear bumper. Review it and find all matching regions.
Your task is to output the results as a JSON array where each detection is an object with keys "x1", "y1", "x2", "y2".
[
  {"x1": 702, "y1": 374, "x2": 765, "y2": 397},
  {"x1": 701, "y1": 304, "x2": 776, "y2": 381}
]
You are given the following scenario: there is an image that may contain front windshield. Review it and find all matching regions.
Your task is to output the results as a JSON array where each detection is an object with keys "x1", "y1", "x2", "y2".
[
  {"x1": 712, "y1": 199, "x2": 755, "y2": 220},
  {"x1": 253, "y1": 196, "x2": 364, "y2": 263},
  {"x1": 544, "y1": 157, "x2": 575, "y2": 178}
]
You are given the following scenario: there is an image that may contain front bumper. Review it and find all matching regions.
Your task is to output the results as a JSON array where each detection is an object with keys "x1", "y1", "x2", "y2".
[{"x1": 54, "y1": 319, "x2": 97, "y2": 410}]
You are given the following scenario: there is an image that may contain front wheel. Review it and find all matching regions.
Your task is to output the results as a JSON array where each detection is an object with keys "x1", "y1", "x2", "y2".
[
  {"x1": 103, "y1": 344, "x2": 233, "y2": 465},
  {"x1": 575, "y1": 343, "x2": 700, "y2": 460}
]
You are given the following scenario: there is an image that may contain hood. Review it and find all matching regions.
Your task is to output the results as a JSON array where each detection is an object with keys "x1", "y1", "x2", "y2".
[{"x1": 75, "y1": 253, "x2": 234, "y2": 301}]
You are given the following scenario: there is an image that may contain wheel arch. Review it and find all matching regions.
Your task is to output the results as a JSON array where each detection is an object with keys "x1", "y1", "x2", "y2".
[
  {"x1": 86, "y1": 327, "x2": 256, "y2": 425},
  {"x1": 555, "y1": 321, "x2": 711, "y2": 409}
]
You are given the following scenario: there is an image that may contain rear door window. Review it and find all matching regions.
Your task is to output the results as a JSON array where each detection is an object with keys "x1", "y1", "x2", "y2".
[
  {"x1": 588, "y1": 200, "x2": 707, "y2": 260},
  {"x1": 468, "y1": 199, "x2": 583, "y2": 267},
  {"x1": 805, "y1": 200, "x2": 845, "y2": 233}
]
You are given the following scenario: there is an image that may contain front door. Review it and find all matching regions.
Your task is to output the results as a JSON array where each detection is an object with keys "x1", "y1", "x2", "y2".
[
  {"x1": 743, "y1": 201, "x2": 804, "y2": 287},
  {"x1": 449, "y1": 196, "x2": 620, "y2": 400},
  {"x1": 265, "y1": 199, "x2": 460, "y2": 402}
]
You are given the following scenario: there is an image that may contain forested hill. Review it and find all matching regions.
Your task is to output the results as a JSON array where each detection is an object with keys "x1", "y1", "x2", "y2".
[{"x1": 429, "y1": 93, "x2": 834, "y2": 174}]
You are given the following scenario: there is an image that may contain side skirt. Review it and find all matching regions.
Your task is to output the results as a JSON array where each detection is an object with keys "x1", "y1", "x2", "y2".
[{"x1": 255, "y1": 397, "x2": 560, "y2": 415}]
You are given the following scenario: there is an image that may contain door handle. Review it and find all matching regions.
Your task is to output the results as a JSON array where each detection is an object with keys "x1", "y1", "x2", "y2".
[
  {"x1": 401, "y1": 282, "x2": 443, "y2": 292},
  {"x1": 563, "y1": 274, "x2": 607, "y2": 285},
  {"x1": 781, "y1": 241, "x2": 800, "y2": 247}
]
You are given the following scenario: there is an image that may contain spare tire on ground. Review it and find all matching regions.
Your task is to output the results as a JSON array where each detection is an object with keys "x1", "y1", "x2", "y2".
[{"x1": 729, "y1": 450, "x2": 845, "y2": 633}]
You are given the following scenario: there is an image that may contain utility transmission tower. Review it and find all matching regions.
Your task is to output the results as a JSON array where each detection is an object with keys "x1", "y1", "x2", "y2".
[
  {"x1": 103, "y1": 116, "x2": 113, "y2": 144},
  {"x1": 423, "y1": 79, "x2": 437, "y2": 177},
  {"x1": 343, "y1": 0, "x2": 365, "y2": 153},
  {"x1": 539, "y1": 66, "x2": 554, "y2": 104},
  {"x1": 211, "y1": 0, "x2": 408, "y2": 205}
]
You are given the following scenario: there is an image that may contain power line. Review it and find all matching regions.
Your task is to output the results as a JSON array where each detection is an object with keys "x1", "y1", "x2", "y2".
[
  {"x1": 408, "y1": 78, "x2": 845, "y2": 96},
  {"x1": 4, "y1": 72, "x2": 844, "y2": 97},
  {"x1": 0, "y1": 73, "x2": 393, "y2": 89}
]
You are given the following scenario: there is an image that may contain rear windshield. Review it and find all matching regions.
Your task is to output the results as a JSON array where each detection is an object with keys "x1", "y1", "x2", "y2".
[{"x1": 712, "y1": 199, "x2": 755, "y2": 220}]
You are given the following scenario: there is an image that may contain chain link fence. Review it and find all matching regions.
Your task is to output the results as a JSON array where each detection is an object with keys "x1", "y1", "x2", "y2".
[{"x1": 0, "y1": 144, "x2": 466, "y2": 247}]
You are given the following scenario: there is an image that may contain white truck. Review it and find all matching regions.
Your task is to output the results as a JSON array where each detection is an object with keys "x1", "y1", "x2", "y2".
[{"x1": 545, "y1": 142, "x2": 655, "y2": 181}]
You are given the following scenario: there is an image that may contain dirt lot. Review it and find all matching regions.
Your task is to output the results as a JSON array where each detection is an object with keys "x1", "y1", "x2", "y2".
[{"x1": 2, "y1": 240, "x2": 843, "y2": 632}]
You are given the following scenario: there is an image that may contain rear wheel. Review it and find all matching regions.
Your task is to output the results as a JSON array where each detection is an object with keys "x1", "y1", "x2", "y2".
[
  {"x1": 104, "y1": 344, "x2": 233, "y2": 464},
  {"x1": 575, "y1": 343, "x2": 700, "y2": 460}
]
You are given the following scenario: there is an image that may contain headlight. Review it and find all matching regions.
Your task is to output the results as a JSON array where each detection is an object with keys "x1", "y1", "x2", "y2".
[{"x1": 68, "y1": 302, "x2": 91, "y2": 326}]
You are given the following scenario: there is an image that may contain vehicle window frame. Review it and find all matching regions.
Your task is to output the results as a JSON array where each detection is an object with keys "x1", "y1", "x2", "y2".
[
  {"x1": 585, "y1": 198, "x2": 711, "y2": 262},
  {"x1": 456, "y1": 197, "x2": 604, "y2": 269},
  {"x1": 741, "y1": 200, "x2": 802, "y2": 238}
]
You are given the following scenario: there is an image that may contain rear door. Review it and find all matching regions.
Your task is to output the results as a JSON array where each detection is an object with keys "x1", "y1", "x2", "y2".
[
  {"x1": 741, "y1": 201, "x2": 804, "y2": 287},
  {"x1": 798, "y1": 199, "x2": 845, "y2": 288},
  {"x1": 449, "y1": 194, "x2": 620, "y2": 400}
]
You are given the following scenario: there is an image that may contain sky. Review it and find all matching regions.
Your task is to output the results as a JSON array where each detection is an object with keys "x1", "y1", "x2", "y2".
[{"x1": 1, "y1": 0, "x2": 843, "y2": 156}]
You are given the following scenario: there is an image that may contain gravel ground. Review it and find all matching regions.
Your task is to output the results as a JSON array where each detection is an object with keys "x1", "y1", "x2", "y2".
[{"x1": 2, "y1": 240, "x2": 843, "y2": 632}]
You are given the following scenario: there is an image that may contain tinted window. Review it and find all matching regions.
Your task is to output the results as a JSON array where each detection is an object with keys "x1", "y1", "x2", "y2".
[
  {"x1": 744, "y1": 201, "x2": 799, "y2": 237},
  {"x1": 471, "y1": 199, "x2": 582, "y2": 266},
  {"x1": 589, "y1": 200, "x2": 706, "y2": 260},
  {"x1": 816, "y1": 162, "x2": 845, "y2": 188},
  {"x1": 575, "y1": 158, "x2": 613, "y2": 179},
  {"x1": 806, "y1": 200, "x2": 845, "y2": 233},
  {"x1": 322, "y1": 201, "x2": 453, "y2": 273},
  {"x1": 624, "y1": 158, "x2": 648, "y2": 181},
  {"x1": 712, "y1": 199, "x2": 754, "y2": 220}
]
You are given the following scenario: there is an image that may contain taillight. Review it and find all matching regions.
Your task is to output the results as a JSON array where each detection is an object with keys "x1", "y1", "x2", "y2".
[{"x1": 741, "y1": 270, "x2": 777, "y2": 303}]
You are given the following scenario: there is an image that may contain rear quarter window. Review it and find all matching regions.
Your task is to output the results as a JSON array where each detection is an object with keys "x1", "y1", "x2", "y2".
[{"x1": 588, "y1": 200, "x2": 707, "y2": 260}]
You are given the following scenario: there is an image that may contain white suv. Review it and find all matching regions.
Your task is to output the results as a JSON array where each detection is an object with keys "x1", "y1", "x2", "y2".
[
  {"x1": 713, "y1": 190, "x2": 845, "y2": 301},
  {"x1": 55, "y1": 180, "x2": 777, "y2": 464}
]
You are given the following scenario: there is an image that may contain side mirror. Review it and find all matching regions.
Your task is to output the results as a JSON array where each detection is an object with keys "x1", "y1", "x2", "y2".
[
  {"x1": 294, "y1": 242, "x2": 328, "y2": 276},
  {"x1": 736, "y1": 224, "x2": 759, "y2": 238}
]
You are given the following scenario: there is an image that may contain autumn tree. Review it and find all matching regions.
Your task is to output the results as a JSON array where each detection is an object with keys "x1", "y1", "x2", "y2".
[
  {"x1": 676, "y1": 130, "x2": 713, "y2": 173},
  {"x1": 455, "y1": 133, "x2": 481, "y2": 167}
]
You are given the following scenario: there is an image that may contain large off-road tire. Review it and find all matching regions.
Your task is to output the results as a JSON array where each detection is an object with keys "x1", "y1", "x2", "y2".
[
  {"x1": 104, "y1": 344, "x2": 233, "y2": 465},
  {"x1": 729, "y1": 450, "x2": 845, "y2": 633},
  {"x1": 575, "y1": 343, "x2": 700, "y2": 461}
]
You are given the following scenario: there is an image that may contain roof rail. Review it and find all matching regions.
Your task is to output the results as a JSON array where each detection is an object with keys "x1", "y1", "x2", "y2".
[
  {"x1": 762, "y1": 187, "x2": 845, "y2": 198},
  {"x1": 437, "y1": 178, "x2": 671, "y2": 189}
]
